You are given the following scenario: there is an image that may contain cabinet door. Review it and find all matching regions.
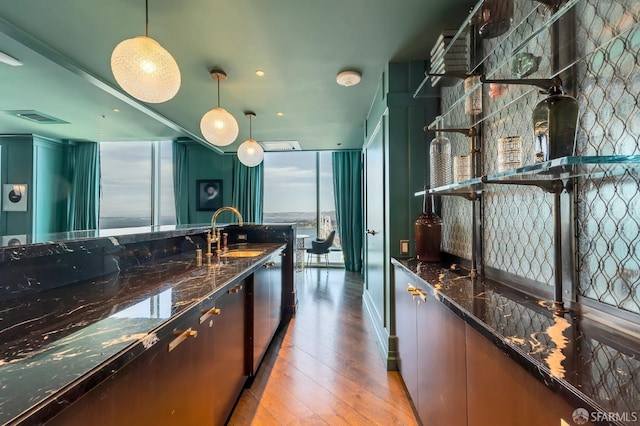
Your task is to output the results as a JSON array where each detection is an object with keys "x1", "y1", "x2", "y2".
[
  {"x1": 252, "y1": 262, "x2": 271, "y2": 374},
  {"x1": 48, "y1": 313, "x2": 203, "y2": 425},
  {"x1": 393, "y1": 267, "x2": 418, "y2": 405},
  {"x1": 416, "y1": 290, "x2": 467, "y2": 426},
  {"x1": 466, "y1": 325, "x2": 580, "y2": 426},
  {"x1": 268, "y1": 252, "x2": 283, "y2": 339},
  {"x1": 211, "y1": 282, "x2": 248, "y2": 426}
]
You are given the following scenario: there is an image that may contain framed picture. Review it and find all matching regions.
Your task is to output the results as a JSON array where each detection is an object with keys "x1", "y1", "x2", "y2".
[
  {"x1": 196, "y1": 179, "x2": 223, "y2": 211},
  {"x1": 3, "y1": 184, "x2": 27, "y2": 212}
]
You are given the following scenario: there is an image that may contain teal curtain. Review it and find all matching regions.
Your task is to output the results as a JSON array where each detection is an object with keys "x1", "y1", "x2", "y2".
[
  {"x1": 172, "y1": 140, "x2": 190, "y2": 224},
  {"x1": 67, "y1": 142, "x2": 100, "y2": 230},
  {"x1": 232, "y1": 157, "x2": 263, "y2": 223},
  {"x1": 332, "y1": 151, "x2": 363, "y2": 271}
]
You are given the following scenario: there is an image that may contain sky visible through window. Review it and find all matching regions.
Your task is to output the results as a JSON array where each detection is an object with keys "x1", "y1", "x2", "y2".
[{"x1": 99, "y1": 141, "x2": 175, "y2": 229}]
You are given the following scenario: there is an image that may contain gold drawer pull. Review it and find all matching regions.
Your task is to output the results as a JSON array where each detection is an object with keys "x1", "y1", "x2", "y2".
[
  {"x1": 264, "y1": 261, "x2": 277, "y2": 268},
  {"x1": 407, "y1": 284, "x2": 416, "y2": 292},
  {"x1": 199, "y1": 307, "x2": 221, "y2": 324},
  {"x1": 228, "y1": 285, "x2": 243, "y2": 294},
  {"x1": 168, "y1": 328, "x2": 197, "y2": 352}
]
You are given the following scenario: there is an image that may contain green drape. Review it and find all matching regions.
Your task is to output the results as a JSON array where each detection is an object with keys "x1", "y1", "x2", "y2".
[
  {"x1": 332, "y1": 150, "x2": 363, "y2": 271},
  {"x1": 67, "y1": 142, "x2": 100, "y2": 230},
  {"x1": 172, "y1": 140, "x2": 189, "y2": 225},
  {"x1": 232, "y1": 157, "x2": 263, "y2": 223}
]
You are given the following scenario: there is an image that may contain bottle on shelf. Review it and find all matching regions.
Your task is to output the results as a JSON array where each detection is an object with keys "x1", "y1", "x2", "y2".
[
  {"x1": 414, "y1": 187, "x2": 443, "y2": 263},
  {"x1": 532, "y1": 84, "x2": 579, "y2": 163},
  {"x1": 429, "y1": 116, "x2": 453, "y2": 188},
  {"x1": 480, "y1": 75, "x2": 579, "y2": 163}
]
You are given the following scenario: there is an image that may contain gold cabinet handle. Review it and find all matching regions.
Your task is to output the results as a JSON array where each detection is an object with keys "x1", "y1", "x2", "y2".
[
  {"x1": 228, "y1": 285, "x2": 243, "y2": 294},
  {"x1": 199, "y1": 307, "x2": 221, "y2": 324},
  {"x1": 264, "y1": 261, "x2": 277, "y2": 268},
  {"x1": 168, "y1": 328, "x2": 197, "y2": 352},
  {"x1": 407, "y1": 284, "x2": 416, "y2": 292}
]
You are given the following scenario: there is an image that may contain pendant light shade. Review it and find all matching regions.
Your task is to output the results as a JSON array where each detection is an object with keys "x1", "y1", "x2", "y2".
[
  {"x1": 111, "y1": 36, "x2": 181, "y2": 103},
  {"x1": 110, "y1": 1, "x2": 181, "y2": 103},
  {"x1": 200, "y1": 70, "x2": 239, "y2": 147},
  {"x1": 237, "y1": 112, "x2": 264, "y2": 167}
]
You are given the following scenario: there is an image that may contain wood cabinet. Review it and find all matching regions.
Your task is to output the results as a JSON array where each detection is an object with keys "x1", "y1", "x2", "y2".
[
  {"x1": 47, "y1": 280, "x2": 248, "y2": 426},
  {"x1": 249, "y1": 252, "x2": 283, "y2": 376},
  {"x1": 394, "y1": 267, "x2": 419, "y2": 402},
  {"x1": 465, "y1": 325, "x2": 583, "y2": 426},
  {"x1": 393, "y1": 266, "x2": 467, "y2": 425}
]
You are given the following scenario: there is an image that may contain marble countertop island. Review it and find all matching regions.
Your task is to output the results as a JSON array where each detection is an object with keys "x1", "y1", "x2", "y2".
[{"x1": 0, "y1": 242, "x2": 285, "y2": 425}]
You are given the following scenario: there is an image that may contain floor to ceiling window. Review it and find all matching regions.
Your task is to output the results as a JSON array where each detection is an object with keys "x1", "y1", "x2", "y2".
[
  {"x1": 99, "y1": 140, "x2": 175, "y2": 229},
  {"x1": 263, "y1": 151, "x2": 342, "y2": 266}
]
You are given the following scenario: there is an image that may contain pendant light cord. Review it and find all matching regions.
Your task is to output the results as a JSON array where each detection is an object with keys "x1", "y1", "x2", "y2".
[
  {"x1": 249, "y1": 115, "x2": 252, "y2": 138},
  {"x1": 145, "y1": 0, "x2": 149, "y2": 37},
  {"x1": 217, "y1": 77, "x2": 221, "y2": 107}
]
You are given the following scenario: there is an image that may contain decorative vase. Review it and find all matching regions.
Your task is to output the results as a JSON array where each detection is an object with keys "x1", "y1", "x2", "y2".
[
  {"x1": 532, "y1": 84, "x2": 579, "y2": 163},
  {"x1": 429, "y1": 117, "x2": 452, "y2": 188},
  {"x1": 414, "y1": 189, "x2": 443, "y2": 263}
]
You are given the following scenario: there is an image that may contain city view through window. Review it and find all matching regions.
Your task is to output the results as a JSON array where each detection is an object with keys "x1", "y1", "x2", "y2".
[{"x1": 263, "y1": 151, "x2": 342, "y2": 265}]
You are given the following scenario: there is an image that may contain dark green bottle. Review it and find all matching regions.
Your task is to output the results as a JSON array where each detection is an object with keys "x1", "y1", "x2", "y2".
[{"x1": 532, "y1": 85, "x2": 579, "y2": 162}]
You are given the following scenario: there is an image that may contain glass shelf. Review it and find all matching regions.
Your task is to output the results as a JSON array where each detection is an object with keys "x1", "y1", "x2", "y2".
[
  {"x1": 414, "y1": 177, "x2": 483, "y2": 199},
  {"x1": 416, "y1": 0, "x2": 584, "y2": 129},
  {"x1": 416, "y1": 156, "x2": 640, "y2": 197},
  {"x1": 425, "y1": 14, "x2": 640, "y2": 130}
]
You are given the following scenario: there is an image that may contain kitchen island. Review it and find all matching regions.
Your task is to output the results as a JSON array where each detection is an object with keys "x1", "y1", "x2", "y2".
[{"x1": 0, "y1": 225, "x2": 293, "y2": 425}]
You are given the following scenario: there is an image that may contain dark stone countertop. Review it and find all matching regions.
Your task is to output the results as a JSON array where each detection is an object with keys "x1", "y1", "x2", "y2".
[
  {"x1": 392, "y1": 258, "x2": 640, "y2": 426},
  {"x1": 0, "y1": 242, "x2": 285, "y2": 425}
]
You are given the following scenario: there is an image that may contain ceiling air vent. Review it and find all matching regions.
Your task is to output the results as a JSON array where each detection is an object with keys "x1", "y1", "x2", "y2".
[
  {"x1": 3, "y1": 110, "x2": 69, "y2": 124},
  {"x1": 258, "y1": 140, "x2": 301, "y2": 151}
]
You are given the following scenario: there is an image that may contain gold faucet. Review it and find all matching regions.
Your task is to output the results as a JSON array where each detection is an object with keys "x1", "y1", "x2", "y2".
[{"x1": 209, "y1": 206, "x2": 244, "y2": 255}]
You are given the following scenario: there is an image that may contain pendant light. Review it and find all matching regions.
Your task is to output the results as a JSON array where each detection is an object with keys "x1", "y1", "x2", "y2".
[
  {"x1": 200, "y1": 70, "x2": 239, "y2": 147},
  {"x1": 111, "y1": 0, "x2": 181, "y2": 103},
  {"x1": 237, "y1": 112, "x2": 264, "y2": 167}
]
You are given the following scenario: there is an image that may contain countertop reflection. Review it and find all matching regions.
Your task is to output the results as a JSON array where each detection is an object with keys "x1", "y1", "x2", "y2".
[{"x1": 0, "y1": 242, "x2": 283, "y2": 425}]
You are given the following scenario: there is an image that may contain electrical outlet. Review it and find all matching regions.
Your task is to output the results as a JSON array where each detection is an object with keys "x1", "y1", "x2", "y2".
[
  {"x1": 400, "y1": 240, "x2": 409, "y2": 255},
  {"x1": 237, "y1": 234, "x2": 248, "y2": 242}
]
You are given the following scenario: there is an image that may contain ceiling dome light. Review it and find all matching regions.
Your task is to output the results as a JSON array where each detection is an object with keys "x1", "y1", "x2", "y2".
[
  {"x1": 110, "y1": 1, "x2": 181, "y2": 103},
  {"x1": 336, "y1": 70, "x2": 361, "y2": 87},
  {"x1": 200, "y1": 70, "x2": 239, "y2": 147},
  {"x1": 237, "y1": 112, "x2": 264, "y2": 167}
]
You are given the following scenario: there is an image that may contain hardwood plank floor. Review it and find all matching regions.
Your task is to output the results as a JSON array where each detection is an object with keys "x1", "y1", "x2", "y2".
[{"x1": 229, "y1": 268, "x2": 418, "y2": 426}]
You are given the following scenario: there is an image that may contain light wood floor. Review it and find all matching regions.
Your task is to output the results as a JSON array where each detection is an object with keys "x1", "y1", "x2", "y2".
[{"x1": 228, "y1": 268, "x2": 418, "y2": 426}]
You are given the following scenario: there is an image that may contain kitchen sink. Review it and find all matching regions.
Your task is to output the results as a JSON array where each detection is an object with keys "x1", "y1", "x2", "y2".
[{"x1": 220, "y1": 250, "x2": 265, "y2": 258}]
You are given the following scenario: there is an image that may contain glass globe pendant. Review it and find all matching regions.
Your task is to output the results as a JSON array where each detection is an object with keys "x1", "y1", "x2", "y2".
[
  {"x1": 110, "y1": 0, "x2": 181, "y2": 103},
  {"x1": 237, "y1": 112, "x2": 264, "y2": 167},
  {"x1": 200, "y1": 70, "x2": 239, "y2": 147}
]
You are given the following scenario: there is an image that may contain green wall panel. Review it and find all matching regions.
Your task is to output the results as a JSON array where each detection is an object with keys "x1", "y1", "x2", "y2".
[
  {"x1": 362, "y1": 61, "x2": 437, "y2": 368},
  {"x1": 185, "y1": 142, "x2": 234, "y2": 225},
  {"x1": 0, "y1": 135, "x2": 34, "y2": 236},
  {"x1": 32, "y1": 136, "x2": 67, "y2": 235}
]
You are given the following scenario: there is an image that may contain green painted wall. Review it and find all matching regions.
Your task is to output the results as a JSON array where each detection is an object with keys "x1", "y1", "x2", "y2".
[
  {"x1": 32, "y1": 136, "x2": 67, "y2": 235},
  {"x1": 184, "y1": 141, "x2": 235, "y2": 224},
  {"x1": 0, "y1": 135, "x2": 34, "y2": 236},
  {"x1": 363, "y1": 61, "x2": 437, "y2": 368}
]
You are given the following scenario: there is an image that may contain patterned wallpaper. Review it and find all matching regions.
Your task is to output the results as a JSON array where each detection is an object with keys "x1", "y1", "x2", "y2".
[{"x1": 437, "y1": 0, "x2": 640, "y2": 314}]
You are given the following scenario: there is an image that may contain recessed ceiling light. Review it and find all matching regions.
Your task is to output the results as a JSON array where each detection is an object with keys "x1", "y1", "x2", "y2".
[
  {"x1": 255, "y1": 70, "x2": 265, "y2": 77},
  {"x1": 336, "y1": 70, "x2": 361, "y2": 87},
  {"x1": 276, "y1": 112, "x2": 284, "y2": 117},
  {"x1": 113, "y1": 108, "x2": 120, "y2": 112}
]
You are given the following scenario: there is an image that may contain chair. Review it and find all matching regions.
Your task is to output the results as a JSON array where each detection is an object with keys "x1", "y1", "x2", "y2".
[{"x1": 306, "y1": 230, "x2": 336, "y2": 268}]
